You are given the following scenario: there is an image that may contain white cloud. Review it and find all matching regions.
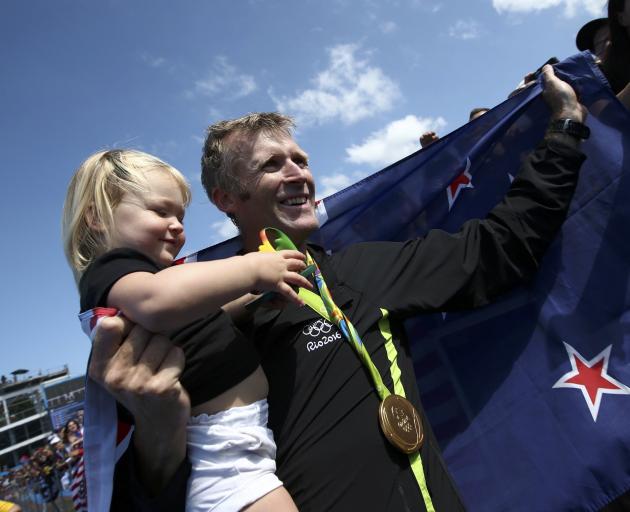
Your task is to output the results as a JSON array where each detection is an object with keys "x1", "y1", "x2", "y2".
[
  {"x1": 492, "y1": 0, "x2": 605, "y2": 17},
  {"x1": 380, "y1": 20, "x2": 398, "y2": 34},
  {"x1": 190, "y1": 56, "x2": 257, "y2": 99},
  {"x1": 316, "y1": 170, "x2": 368, "y2": 198},
  {"x1": 346, "y1": 115, "x2": 447, "y2": 168},
  {"x1": 493, "y1": 0, "x2": 563, "y2": 12},
  {"x1": 273, "y1": 44, "x2": 400, "y2": 126},
  {"x1": 319, "y1": 173, "x2": 353, "y2": 198},
  {"x1": 140, "y1": 53, "x2": 166, "y2": 69},
  {"x1": 211, "y1": 218, "x2": 239, "y2": 241},
  {"x1": 448, "y1": 19, "x2": 481, "y2": 40}
]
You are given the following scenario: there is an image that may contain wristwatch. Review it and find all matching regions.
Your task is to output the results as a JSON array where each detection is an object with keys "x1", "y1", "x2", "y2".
[{"x1": 547, "y1": 119, "x2": 590, "y2": 140}]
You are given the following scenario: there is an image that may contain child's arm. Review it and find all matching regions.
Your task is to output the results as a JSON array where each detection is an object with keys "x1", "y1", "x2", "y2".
[{"x1": 107, "y1": 250, "x2": 311, "y2": 332}]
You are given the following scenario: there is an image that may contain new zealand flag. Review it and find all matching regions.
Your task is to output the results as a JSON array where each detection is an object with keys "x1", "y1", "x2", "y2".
[
  {"x1": 83, "y1": 52, "x2": 630, "y2": 511},
  {"x1": 306, "y1": 52, "x2": 630, "y2": 511},
  {"x1": 310, "y1": 52, "x2": 630, "y2": 511}
]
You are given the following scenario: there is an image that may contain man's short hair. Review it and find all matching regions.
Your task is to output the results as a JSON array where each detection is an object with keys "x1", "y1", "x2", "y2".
[
  {"x1": 201, "y1": 112, "x2": 295, "y2": 202},
  {"x1": 469, "y1": 107, "x2": 489, "y2": 121}
]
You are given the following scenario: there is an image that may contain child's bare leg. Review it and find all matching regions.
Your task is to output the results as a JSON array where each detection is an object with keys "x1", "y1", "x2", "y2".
[{"x1": 241, "y1": 486, "x2": 298, "y2": 512}]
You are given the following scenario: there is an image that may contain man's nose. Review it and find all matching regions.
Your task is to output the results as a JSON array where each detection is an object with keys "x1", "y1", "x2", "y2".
[{"x1": 283, "y1": 159, "x2": 308, "y2": 181}]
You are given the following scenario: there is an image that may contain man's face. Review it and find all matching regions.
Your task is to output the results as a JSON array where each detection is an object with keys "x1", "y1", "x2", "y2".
[
  {"x1": 219, "y1": 130, "x2": 319, "y2": 249},
  {"x1": 592, "y1": 25, "x2": 610, "y2": 58}
]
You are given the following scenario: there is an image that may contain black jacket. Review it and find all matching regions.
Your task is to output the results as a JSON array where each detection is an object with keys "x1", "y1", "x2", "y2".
[{"x1": 110, "y1": 138, "x2": 585, "y2": 511}]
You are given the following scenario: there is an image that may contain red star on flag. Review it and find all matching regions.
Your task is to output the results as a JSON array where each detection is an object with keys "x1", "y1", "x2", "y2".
[
  {"x1": 447, "y1": 158, "x2": 473, "y2": 209},
  {"x1": 553, "y1": 342, "x2": 630, "y2": 421}
]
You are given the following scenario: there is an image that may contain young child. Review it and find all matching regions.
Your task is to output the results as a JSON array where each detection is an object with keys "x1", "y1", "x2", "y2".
[{"x1": 62, "y1": 149, "x2": 309, "y2": 511}]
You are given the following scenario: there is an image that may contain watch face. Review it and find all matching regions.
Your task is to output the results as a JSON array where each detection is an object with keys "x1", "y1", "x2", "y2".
[{"x1": 550, "y1": 119, "x2": 590, "y2": 139}]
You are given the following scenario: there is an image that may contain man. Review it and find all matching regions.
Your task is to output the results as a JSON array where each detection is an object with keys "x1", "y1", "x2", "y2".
[
  {"x1": 419, "y1": 107, "x2": 488, "y2": 148},
  {"x1": 576, "y1": 18, "x2": 610, "y2": 59},
  {"x1": 91, "y1": 66, "x2": 587, "y2": 510}
]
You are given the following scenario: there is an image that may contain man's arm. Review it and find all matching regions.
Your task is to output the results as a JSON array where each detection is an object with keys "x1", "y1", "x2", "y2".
[
  {"x1": 89, "y1": 316, "x2": 190, "y2": 509},
  {"x1": 339, "y1": 66, "x2": 587, "y2": 314}
]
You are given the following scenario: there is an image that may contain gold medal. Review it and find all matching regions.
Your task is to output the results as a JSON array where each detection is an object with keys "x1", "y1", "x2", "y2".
[{"x1": 378, "y1": 394, "x2": 424, "y2": 454}]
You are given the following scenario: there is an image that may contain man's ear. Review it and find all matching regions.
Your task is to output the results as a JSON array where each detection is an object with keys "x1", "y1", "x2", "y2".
[{"x1": 212, "y1": 187, "x2": 238, "y2": 215}]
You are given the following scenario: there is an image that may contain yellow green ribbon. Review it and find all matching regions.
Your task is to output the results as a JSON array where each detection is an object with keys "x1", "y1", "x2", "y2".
[{"x1": 261, "y1": 227, "x2": 436, "y2": 512}]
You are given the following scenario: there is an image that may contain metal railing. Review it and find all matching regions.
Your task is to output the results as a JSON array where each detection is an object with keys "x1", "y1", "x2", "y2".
[{"x1": 0, "y1": 366, "x2": 69, "y2": 392}]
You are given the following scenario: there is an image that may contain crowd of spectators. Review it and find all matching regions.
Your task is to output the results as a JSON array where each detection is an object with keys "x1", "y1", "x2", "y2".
[{"x1": 0, "y1": 413, "x2": 85, "y2": 512}]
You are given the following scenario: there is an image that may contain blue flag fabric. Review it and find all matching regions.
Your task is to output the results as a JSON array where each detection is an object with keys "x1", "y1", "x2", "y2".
[{"x1": 188, "y1": 52, "x2": 630, "y2": 510}]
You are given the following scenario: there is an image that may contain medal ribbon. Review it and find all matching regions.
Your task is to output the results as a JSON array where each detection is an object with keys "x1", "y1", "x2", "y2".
[
  {"x1": 260, "y1": 228, "x2": 435, "y2": 512},
  {"x1": 258, "y1": 228, "x2": 390, "y2": 400},
  {"x1": 303, "y1": 251, "x2": 391, "y2": 401},
  {"x1": 301, "y1": 254, "x2": 435, "y2": 512}
]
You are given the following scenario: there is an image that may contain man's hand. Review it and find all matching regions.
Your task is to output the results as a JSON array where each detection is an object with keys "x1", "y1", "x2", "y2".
[
  {"x1": 420, "y1": 131, "x2": 440, "y2": 148},
  {"x1": 540, "y1": 64, "x2": 587, "y2": 123},
  {"x1": 89, "y1": 316, "x2": 190, "y2": 495}
]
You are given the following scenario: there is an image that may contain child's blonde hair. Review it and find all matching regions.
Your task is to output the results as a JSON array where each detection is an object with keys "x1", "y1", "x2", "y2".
[{"x1": 62, "y1": 149, "x2": 191, "y2": 282}]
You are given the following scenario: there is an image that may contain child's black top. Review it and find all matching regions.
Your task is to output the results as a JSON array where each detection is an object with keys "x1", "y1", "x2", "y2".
[{"x1": 79, "y1": 248, "x2": 259, "y2": 406}]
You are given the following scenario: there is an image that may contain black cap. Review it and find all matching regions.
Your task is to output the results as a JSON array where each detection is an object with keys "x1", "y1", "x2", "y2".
[{"x1": 576, "y1": 18, "x2": 608, "y2": 52}]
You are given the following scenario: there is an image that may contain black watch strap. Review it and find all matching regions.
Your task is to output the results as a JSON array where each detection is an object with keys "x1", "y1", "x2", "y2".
[{"x1": 548, "y1": 119, "x2": 590, "y2": 140}]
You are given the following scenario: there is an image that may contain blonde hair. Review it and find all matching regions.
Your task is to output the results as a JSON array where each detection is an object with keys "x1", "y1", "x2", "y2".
[{"x1": 62, "y1": 149, "x2": 191, "y2": 282}]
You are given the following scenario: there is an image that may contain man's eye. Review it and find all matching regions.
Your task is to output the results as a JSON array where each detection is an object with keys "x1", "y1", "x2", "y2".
[{"x1": 262, "y1": 158, "x2": 279, "y2": 171}]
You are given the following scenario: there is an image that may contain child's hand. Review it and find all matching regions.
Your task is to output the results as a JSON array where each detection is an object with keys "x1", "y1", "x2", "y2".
[{"x1": 245, "y1": 250, "x2": 313, "y2": 306}]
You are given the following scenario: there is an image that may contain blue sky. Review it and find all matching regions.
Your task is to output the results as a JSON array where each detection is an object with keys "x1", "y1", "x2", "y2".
[{"x1": 0, "y1": 0, "x2": 606, "y2": 378}]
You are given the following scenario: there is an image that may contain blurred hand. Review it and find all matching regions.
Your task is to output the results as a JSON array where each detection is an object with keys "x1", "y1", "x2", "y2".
[
  {"x1": 507, "y1": 71, "x2": 538, "y2": 99},
  {"x1": 540, "y1": 64, "x2": 586, "y2": 122},
  {"x1": 419, "y1": 131, "x2": 439, "y2": 148},
  {"x1": 244, "y1": 250, "x2": 312, "y2": 306},
  {"x1": 89, "y1": 316, "x2": 190, "y2": 426},
  {"x1": 523, "y1": 71, "x2": 537, "y2": 85},
  {"x1": 89, "y1": 316, "x2": 189, "y2": 494}
]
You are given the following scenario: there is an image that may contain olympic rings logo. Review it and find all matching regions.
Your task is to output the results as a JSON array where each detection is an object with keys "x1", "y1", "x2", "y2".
[{"x1": 302, "y1": 319, "x2": 333, "y2": 337}]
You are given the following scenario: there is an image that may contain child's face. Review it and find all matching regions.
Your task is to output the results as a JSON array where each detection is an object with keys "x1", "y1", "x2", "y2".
[{"x1": 110, "y1": 169, "x2": 186, "y2": 266}]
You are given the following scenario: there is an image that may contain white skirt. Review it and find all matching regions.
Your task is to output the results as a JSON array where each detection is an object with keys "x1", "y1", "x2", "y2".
[{"x1": 186, "y1": 399, "x2": 283, "y2": 512}]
